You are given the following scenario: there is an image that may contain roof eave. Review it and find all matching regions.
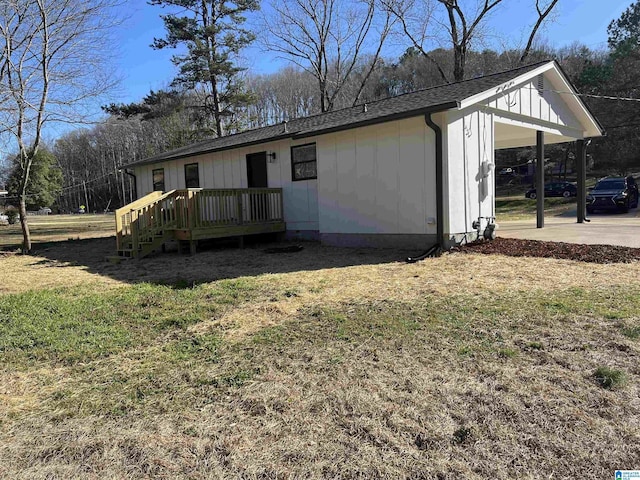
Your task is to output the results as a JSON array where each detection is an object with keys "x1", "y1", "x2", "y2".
[
  {"x1": 123, "y1": 102, "x2": 460, "y2": 168},
  {"x1": 292, "y1": 101, "x2": 460, "y2": 140},
  {"x1": 122, "y1": 132, "x2": 294, "y2": 169}
]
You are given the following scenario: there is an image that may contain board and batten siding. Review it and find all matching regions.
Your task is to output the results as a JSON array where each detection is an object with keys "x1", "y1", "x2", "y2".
[
  {"x1": 443, "y1": 109, "x2": 495, "y2": 239},
  {"x1": 316, "y1": 115, "x2": 437, "y2": 243},
  {"x1": 133, "y1": 138, "x2": 319, "y2": 233},
  {"x1": 485, "y1": 77, "x2": 581, "y2": 128}
]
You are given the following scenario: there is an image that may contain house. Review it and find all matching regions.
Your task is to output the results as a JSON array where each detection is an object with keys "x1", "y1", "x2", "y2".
[{"x1": 118, "y1": 60, "x2": 602, "y2": 258}]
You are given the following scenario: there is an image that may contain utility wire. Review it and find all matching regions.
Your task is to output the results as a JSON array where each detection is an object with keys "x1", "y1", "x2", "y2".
[
  {"x1": 522, "y1": 84, "x2": 640, "y2": 103},
  {"x1": 1, "y1": 171, "x2": 120, "y2": 201}
]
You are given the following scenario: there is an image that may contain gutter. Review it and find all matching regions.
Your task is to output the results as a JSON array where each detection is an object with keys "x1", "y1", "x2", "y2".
[{"x1": 292, "y1": 102, "x2": 459, "y2": 140}]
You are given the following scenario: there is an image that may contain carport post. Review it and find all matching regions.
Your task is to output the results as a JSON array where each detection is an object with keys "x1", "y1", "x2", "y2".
[
  {"x1": 536, "y1": 131, "x2": 545, "y2": 228},
  {"x1": 576, "y1": 139, "x2": 586, "y2": 223}
]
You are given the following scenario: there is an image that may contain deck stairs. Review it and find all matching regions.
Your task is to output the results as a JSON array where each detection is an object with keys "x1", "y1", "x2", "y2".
[{"x1": 114, "y1": 188, "x2": 285, "y2": 259}]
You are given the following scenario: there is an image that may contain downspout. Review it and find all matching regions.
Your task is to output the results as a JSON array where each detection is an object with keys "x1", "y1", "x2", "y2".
[
  {"x1": 121, "y1": 169, "x2": 138, "y2": 201},
  {"x1": 406, "y1": 112, "x2": 444, "y2": 262}
]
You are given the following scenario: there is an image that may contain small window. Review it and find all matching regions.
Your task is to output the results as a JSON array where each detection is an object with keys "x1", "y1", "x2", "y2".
[
  {"x1": 184, "y1": 163, "x2": 200, "y2": 188},
  {"x1": 152, "y1": 168, "x2": 165, "y2": 191},
  {"x1": 291, "y1": 143, "x2": 317, "y2": 181}
]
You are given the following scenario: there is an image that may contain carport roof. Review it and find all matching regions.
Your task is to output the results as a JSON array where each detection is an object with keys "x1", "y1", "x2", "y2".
[{"x1": 124, "y1": 60, "x2": 600, "y2": 168}]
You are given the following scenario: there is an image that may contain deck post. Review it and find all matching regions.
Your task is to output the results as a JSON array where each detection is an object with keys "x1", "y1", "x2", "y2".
[
  {"x1": 188, "y1": 190, "x2": 196, "y2": 230},
  {"x1": 131, "y1": 210, "x2": 140, "y2": 258},
  {"x1": 113, "y1": 188, "x2": 284, "y2": 259},
  {"x1": 236, "y1": 190, "x2": 243, "y2": 225},
  {"x1": 536, "y1": 130, "x2": 545, "y2": 229},
  {"x1": 576, "y1": 139, "x2": 587, "y2": 223}
]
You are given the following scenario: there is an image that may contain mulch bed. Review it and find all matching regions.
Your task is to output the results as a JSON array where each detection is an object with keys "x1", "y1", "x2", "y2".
[{"x1": 451, "y1": 237, "x2": 640, "y2": 264}]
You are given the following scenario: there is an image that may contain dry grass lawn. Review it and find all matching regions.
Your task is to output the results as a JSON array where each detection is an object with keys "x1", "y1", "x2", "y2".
[
  {"x1": 0, "y1": 214, "x2": 114, "y2": 249},
  {"x1": 1, "y1": 218, "x2": 639, "y2": 478}
]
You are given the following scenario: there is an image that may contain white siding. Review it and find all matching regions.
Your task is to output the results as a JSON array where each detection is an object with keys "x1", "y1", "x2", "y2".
[
  {"x1": 134, "y1": 139, "x2": 319, "y2": 232},
  {"x1": 483, "y1": 76, "x2": 582, "y2": 130},
  {"x1": 317, "y1": 116, "x2": 437, "y2": 235},
  {"x1": 444, "y1": 109, "x2": 494, "y2": 236}
]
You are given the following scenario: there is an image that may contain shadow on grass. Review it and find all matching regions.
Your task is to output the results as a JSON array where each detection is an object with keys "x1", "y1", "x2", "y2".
[{"x1": 12, "y1": 234, "x2": 414, "y2": 286}]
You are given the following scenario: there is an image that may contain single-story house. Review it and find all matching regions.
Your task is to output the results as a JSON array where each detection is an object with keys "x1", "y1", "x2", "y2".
[{"x1": 119, "y1": 60, "x2": 602, "y2": 257}]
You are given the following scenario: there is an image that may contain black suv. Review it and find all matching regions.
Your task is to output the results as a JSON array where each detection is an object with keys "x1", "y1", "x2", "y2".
[
  {"x1": 586, "y1": 176, "x2": 639, "y2": 213},
  {"x1": 525, "y1": 181, "x2": 577, "y2": 199}
]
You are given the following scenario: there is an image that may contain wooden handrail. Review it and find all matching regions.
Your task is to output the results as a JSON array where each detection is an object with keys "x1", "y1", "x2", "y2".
[
  {"x1": 116, "y1": 188, "x2": 284, "y2": 255},
  {"x1": 116, "y1": 190, "x2": 176, "y2": 250}
]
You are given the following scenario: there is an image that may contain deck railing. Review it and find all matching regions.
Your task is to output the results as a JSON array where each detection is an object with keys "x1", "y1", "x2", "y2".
[{"x1": 116, "y1": 188, "x2": 284, "y2": 252}]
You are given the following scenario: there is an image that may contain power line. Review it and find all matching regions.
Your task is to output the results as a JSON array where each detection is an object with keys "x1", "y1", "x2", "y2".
[
  {"x1": 1, "y1": 171, "x2": 119, "y2": 202},
  {"x1": 522, "y1": 84, "x2": 640, "y2": 103}
]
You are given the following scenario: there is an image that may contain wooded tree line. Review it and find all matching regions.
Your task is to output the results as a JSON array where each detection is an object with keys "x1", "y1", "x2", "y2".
[{"x1": 3, "y1": 0, "x2": 640, "y2": 238}]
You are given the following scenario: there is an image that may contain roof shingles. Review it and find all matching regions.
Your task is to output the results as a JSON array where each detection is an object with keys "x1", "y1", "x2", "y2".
[{"x1": 125, "y1": 61, "x2": 550, "y2": 168}]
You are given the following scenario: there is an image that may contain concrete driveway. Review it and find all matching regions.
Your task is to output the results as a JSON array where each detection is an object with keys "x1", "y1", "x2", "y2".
[{"x1": 498, "y1": 209, "x2": 640, "y2": 248}]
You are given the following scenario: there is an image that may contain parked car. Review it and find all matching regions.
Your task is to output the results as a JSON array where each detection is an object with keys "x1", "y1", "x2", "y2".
[
  {"x1": 525, "y1": 181, "x2": 577, "y2": 199},
  {"x1": 38, "y1": 207, "x2": 52, "y2": 215},
  {"x1": 586, "y1": 175, "x2": 639, "y2": 213}
]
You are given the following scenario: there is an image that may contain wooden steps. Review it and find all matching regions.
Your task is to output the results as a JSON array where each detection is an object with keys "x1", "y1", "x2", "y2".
[{"x1": 114, "y1": 188, "x2": 286, "y2": 260}]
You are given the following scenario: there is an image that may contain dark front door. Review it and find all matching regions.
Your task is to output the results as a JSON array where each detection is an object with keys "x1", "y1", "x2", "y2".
[
  {"x1": 246, "y1": 152, "x2": 269, "y2": 222},
  {"x1": 246, "y1": 152, "x2": 268, "y2": 188}
]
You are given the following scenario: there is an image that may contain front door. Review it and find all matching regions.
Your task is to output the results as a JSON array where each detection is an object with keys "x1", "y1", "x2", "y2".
[
  {"x1": 246, "y1": 152, "x2": 268, "y2": 188},
  {"x1": 246, "y1": 152, "x2": 269, "y2": 222}
]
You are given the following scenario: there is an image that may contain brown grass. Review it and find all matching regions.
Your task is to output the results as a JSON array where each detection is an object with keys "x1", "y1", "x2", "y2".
[
  {"x1": 0, "y1": 214, "x2": 114, "y2": 248},
  {"x1": 1, "y1": 222, "x2": 639, "y2": 478}
]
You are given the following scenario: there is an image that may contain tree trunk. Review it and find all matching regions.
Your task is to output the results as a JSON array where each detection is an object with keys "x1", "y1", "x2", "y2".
[
  {"x1": 19, "y1": 197, "x2": 31, "y2": 253},
  {"x1": 453, "y1": 46, "x2": 465, "y2": 82}
]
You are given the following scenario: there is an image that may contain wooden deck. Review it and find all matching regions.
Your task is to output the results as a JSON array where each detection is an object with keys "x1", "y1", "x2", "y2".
[{"x1": 115, "y1": 188, "x2": 285, "y2": 258}]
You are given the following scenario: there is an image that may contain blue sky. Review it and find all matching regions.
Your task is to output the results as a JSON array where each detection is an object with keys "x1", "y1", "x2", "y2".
[
  {"x1": 38, "y1": 0, "x2": 631, "y2": 143},
  {"x1": 114, "y1": 0, "x2": 632, "y2": 105}
]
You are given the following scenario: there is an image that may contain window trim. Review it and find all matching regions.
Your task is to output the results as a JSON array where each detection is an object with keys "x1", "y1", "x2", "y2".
[
  {"x1": 152, "y1": 168, "x2": 165, "y2": 192},
  {"x1": 184, "y1": 162, "x2": 200, "y2": 188},
  {"x1": 290, "y1": 143, "x2": 317, "y2": 182}
]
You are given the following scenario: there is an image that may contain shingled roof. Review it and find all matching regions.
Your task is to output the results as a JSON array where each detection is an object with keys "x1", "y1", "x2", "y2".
[{"x1": 125, "y1": 61, "x2": 551, "y2": 168}]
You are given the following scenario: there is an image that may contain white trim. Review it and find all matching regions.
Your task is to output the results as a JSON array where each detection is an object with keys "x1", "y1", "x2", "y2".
[
  {"x1": 459, "y1": 61, "x2": 603, "y2": 139},
  {"x1": 459, "y1": 63, "x2": 555, "y2": 109},
  {"x1": 492, "y1": 110, "x2": 584, "y2": 138}
]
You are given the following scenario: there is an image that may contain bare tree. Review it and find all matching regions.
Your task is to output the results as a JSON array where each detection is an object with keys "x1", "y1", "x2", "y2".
[
  {"x1": 520, "y1": 0, "x2": 559, "y2": 63},
  {"x1": 0, "y1": 0, "x2": 120, "y2": 252},
  {"x1": 263, "y1": 0, "x2": 392, "y2": 112},
  {"x1": 385, "y1": 0, "x2": 506, "y2": 83}
]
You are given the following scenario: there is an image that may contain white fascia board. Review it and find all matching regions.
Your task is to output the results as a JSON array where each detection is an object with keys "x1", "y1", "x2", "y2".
[
  {"x1": 458, "y1": 62, "x2": 555, "y2": 110},
  {"x1": 543, "y1": 66, "x2": 603, "y2": 138}
]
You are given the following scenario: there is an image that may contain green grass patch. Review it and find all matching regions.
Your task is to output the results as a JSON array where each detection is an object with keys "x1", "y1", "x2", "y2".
[
  {"x1": 0, "y1": 278, "x2": 259, "y2": 367},
  {"x1": 497, "y1": 347, "x2": 518, "y2": 358},
  {"x1": 526, "y1": 341, "x2": 544, "y2": 350},
  {"x1": 6, "y1": 281, "x2": 640, "y2": 420},
  {"x1": 620, "y1": 324, "x2": 640, "y2": 340},
  {"x1": 495, "y1": 196, "x2": 575, "y2": 220},
  {"x1": 593, "y1": 366, "x2": 627, "y2": 390}
]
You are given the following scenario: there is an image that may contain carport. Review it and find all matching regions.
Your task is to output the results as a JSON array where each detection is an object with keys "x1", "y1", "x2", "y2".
[{"x1": 484, "y1": 61, "x2": 604, "y2": 227}]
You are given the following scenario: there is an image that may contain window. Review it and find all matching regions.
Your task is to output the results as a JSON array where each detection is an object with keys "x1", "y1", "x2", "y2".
[
  {"x1": 291, "y1": 143, "x2": 317, "y2": 181},
  {"x1": 184, "y1": 163, "x2": 200, "y2": 188},
  {"x1": 152, "y1": 168, "x2": 165, "y2": 191}
]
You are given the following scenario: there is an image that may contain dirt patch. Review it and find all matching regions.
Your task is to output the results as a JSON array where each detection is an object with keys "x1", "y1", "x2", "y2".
[{"x1": 453, "y1": 237, "x2": 640, "y2": 264}]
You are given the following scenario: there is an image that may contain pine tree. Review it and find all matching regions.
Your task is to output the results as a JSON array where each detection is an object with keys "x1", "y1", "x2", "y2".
[
  {"x1": 7, "y1": 149, "x2": 63, "y2": 211},
  {"x1": 150, "y1": 0, "x2": 259, "y2": 137}
]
